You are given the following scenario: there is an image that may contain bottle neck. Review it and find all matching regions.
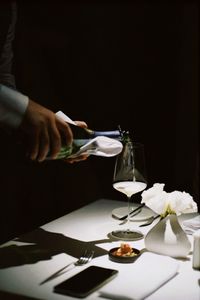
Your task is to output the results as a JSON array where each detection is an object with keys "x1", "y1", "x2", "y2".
[
  {"x1": 92, "y1": 130, "x2": 121, "y2": 140},
  {"x1": 69, "y1": 123, "x2": 122, "y2": 140}
]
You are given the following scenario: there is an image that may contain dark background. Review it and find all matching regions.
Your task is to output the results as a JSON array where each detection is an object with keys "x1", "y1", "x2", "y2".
[{"x1": 0, "y1": 0, "x2": 199, "y2": 243}]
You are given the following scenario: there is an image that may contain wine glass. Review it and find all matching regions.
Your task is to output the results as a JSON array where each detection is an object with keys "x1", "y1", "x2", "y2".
[{"x1": 111, "y1": 139, "x2": 147, "y2": 240}]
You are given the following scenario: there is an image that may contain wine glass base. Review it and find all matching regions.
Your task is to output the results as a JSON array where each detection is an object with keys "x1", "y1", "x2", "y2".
[{"x1": 109, "y1": 229, "x2": 144, "y2": 241}]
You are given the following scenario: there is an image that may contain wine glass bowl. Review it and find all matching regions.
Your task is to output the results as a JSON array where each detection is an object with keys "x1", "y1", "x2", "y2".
[{"x1": 111, "y1": 140, "x2": 147, "y2": 241}]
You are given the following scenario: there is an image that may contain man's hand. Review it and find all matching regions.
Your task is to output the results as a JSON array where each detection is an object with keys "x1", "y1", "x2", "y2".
[{"x1": 18, "y1": 100, "x2": 87, "y2": 162}]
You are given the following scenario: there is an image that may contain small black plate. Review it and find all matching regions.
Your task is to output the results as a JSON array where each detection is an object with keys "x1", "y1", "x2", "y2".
[{"x1": 109, "y1": 247, "x2": 141, "y2": 263}]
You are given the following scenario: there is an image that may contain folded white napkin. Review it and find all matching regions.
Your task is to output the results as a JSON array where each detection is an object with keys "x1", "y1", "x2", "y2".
[
  {"x1": 182, "y1": 216, "x2": 200, "y2": 235},
  {"x1": 72, "y1": 136, "x2": 123, "y2": 157},
  {"x1": 56, "y1": 111, "x2": 123, "y2": 157},
  {"x1": 99, "y1": 252, "x2": 179, "y2": 300},
  {"x1": 56, "y1": 111, "x2": 77, "y2": 125}
]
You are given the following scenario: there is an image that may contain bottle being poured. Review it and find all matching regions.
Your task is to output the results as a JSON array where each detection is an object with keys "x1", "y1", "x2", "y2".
[{"x1": 47, "y1": 111, "x2": 124, "y2": 160}]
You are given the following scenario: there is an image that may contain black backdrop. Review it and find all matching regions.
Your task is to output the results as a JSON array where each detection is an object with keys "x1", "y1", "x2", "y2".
[{"x1": 0, "y1": 0, "x2": 199, "y2": 243}]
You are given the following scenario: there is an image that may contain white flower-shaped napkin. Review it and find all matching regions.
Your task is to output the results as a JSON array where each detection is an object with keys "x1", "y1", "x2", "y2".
[
  {"x1": 182, "y1": 216, "x2": 200, "y2": 235},
  {"x1": 99, "y1": 252, "x2": 179, "y2": 300},
  {"x1": 141, "y1": 183, "x2": 198, "y2": 216},
  {"x1": 56, "y1": 111, "x2": 123, "y2": 157}
]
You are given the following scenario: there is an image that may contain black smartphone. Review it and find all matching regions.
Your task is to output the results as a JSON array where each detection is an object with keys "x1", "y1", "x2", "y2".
[{"x1": 54, "y1": 265, "x2": 118, "y2": 298}]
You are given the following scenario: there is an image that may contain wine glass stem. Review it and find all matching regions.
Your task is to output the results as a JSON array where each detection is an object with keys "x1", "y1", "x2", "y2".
[{"x1": 127, "y1": 196, "x2": 131, "y2": 231}]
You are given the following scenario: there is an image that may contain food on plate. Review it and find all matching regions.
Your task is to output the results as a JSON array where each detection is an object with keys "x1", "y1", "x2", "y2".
[{"x1": 112, "y1": 243, "x2": 137, "y2": 257}]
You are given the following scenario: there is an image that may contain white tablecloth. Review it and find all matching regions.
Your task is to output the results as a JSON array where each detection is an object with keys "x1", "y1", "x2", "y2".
[{"x1": 0, "y1": 199, "x2": 199, "y2": 300}]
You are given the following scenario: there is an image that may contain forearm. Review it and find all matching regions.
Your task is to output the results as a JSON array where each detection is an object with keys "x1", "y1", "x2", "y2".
[{"x1": 0, "y1": 84, "x2": 29, "y2": 128}]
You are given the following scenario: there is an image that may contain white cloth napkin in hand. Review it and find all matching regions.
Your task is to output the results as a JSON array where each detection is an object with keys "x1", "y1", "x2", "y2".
[
  {"x1": 56, "y1": 111, "x2": 77, "y2": 125},
  {"x1": 99, "y1": 252, "x2": 179, "y2": 300},
  {"x1": 182, "y1": 216, "x2": 200, "y2": 235},
  {"x1": 72, "y1": 136, "x2": 123, "y2": 157},
  {"x1": 56, "y1": 111, "x2": 123, "y2": 157}
]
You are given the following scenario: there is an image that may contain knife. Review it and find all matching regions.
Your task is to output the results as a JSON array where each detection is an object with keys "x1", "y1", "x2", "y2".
[{"x1": 118, "y1": 203, "x2": 145, "y2": 221}]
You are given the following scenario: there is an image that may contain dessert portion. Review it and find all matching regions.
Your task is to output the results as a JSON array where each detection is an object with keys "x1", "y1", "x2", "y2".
[{"x1": 112, "y1": 243, "x2": 138, "y2": 257}]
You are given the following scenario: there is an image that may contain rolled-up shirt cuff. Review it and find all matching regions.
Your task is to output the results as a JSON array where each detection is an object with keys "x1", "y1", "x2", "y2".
[{"x1": 0, "y1": 84, "x2": 29, "y2": 128}]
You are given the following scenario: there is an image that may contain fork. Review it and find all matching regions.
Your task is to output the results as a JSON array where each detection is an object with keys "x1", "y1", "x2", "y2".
[
  {"x1": 40, "y1": 249, "x2": 94, "y2": 285},
  {"x1": 139, "y1": 215, "x2": 160, "y2": 227}
]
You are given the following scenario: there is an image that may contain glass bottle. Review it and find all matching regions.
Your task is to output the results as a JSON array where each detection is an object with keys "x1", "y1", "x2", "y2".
[{"x1": 48, "y1": 124, "x2": 125, "y2": 160}]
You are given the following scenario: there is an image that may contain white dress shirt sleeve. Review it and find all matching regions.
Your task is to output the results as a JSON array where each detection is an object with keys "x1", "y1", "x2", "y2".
[{"x1": 0, "y1": 84, "x2": 29, "y2": 129}]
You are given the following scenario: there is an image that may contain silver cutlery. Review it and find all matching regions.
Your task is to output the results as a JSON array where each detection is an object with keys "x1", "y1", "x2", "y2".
[
  {"x1": 118, "y1": 203, "x2": 145, "y2": 221},
  {"x1": 119, "y1": 208, "x2": 142, "y2": 225},
  {"x1": 139, "y1": 215, "x2": 160, "y2": 227},
  {"x1": 40, "y1": 249, "x2": 95, "y2": 285}
]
